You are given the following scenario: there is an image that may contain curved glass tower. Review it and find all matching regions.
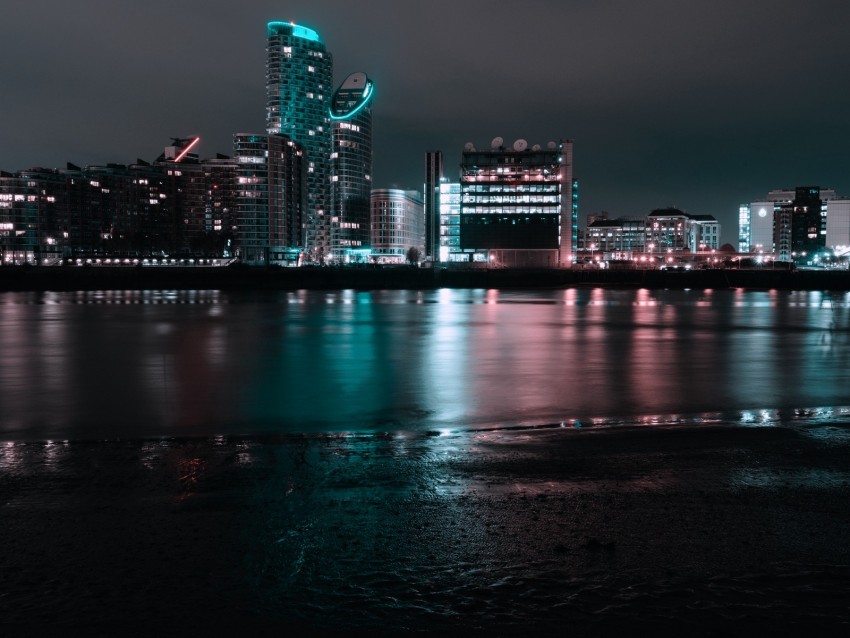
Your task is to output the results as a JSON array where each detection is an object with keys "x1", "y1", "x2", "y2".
[
  {"x1": 266, "y1": 21, "x2": 333, "y2": 262},
  {"x1": 329, "y1": 72, "x2": 374, "y2": 262}
]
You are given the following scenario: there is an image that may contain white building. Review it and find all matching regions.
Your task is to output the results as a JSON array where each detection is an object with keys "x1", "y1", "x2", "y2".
[{"x1": 370, "y1": 189, "x2": 424, "y2": 263}]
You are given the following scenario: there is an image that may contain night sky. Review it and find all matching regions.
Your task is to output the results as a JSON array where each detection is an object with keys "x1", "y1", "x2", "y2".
[{"x1": 3, "y1": 0, "x2": 850, "y2": 244}]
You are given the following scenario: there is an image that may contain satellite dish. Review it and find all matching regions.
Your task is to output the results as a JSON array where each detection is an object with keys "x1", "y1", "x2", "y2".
[
  {"x1": 513, "y1": 139, "x2": 528, "y2": 152},
  {"x1": 464, "y1": 142, "x2": 475, "y2": 152},
  {"x1": 547, "y1": 141, "x2": 556, "y2": 150},
  {"x1": 490, "y1": 136, "x2": 504, "y2": 149},
  {"x1": 532, "y1": 144, "x2": 541, "y2": 151}
]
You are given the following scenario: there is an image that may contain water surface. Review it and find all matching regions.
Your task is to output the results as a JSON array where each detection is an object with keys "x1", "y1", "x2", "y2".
[{"x1": 1, "y1": 288, "x2": 849, "y2": 440}]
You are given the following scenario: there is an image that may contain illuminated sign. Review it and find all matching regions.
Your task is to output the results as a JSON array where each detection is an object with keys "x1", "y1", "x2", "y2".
[{"x1": 174, "y1": 137, "x2": 200, "y2": 163}]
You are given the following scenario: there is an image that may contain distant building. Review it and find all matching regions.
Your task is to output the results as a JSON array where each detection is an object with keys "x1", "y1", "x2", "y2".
[
  {"x1": 645, "y1": 208, "x2": 688, "y2": 253},
  {"x1": 329, "y1": 72, "x2": 374, "y2": 262},
  {"x1": 740, "y1": 186, "x2": 850, "y2": 259},
  {"x1": 458, "y1": 138, "x2": 575, "y2": 267},
  {"x1": 234, "y1": 133, "x2": 307, "y2": 266},
  {"x1": 438, "y1": 180, "x2": 462, "y2": 263},
  {"x1": 0, "y1": 168, "x2": 64, "y2": 264},
  {"x1": 370, "y1": 189, "x2": 424, "y2": 263},
  {"x1": 687, "y1": 214, "x2": 720, "y2": 252},
  {"x1": 156, "y1": 140, "x2": 239, "y2": 257},
  {"x1": 424, "y1": 151, "x2": 443, "y2": 262},
  {"x1": 826, "y1": 199, "x2": 850, "y2": 253},
  {"x1": 266, "y1": 21, "x2": 333, "y2": 262},
  {"x1": 644, "y1": 208, "x2": 720, "y2": 254},
  {"x1": 585, "y1": 217, "x2": 646, "y2": 254}
]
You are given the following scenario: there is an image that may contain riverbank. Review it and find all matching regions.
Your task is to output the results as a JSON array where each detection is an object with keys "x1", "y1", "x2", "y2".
[
  {"x1": 2, "y1": 264, "x2": 850, "y2": 291},
  {"x1": 2, "y1": 423, "x2": 849, "y2": 633}
]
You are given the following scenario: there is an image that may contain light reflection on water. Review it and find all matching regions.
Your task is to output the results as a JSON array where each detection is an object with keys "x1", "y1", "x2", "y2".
[{"x1": 1, "y1": 288, "x2": 850, "y2": 441}]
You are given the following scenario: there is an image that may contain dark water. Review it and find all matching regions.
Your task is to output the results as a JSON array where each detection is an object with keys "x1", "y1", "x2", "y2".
[{"x1": 1, "y1": 287, "x2": 850, "y2": 440}]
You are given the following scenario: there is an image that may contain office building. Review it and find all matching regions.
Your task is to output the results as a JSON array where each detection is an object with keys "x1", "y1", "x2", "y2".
[
  {"x1": 266, "y1": 21, "x2": 333, "y2": 262},
  {"x1": 424, "y1": 151, "x2": 443, "y2": 262},
  {"x1": 458, "y1": 138, "x2": 575, "y2": 267},
  {"x1": 645, "y1": 208, "x2": 720, "y2": 255},
  {"x1": 370, "y1": 189, "x2": 424, "y2": 263},
  {"x1": 826, "y1": 199, "x2": 850, "y2": 253},
  {"x1": 438, "y1": 180, "x2": 461, "y2": 263},
  {"x1": 687, "y1": 215, "x2": 720, "y2": 252},
  {"x1": 329, "y1": 71, "x2": 374, "y2": 262},
  {"x1": 585, "y1": 216, "x2": 646, "y2": 255},
  {"x1": 740, "y1": 187, "x2": 848, "y2": 259}
]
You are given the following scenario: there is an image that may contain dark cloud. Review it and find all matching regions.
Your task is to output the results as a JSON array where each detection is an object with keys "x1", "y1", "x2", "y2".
[{"x1": 3, "y1": 0, "x2": 850, "y2": 243}]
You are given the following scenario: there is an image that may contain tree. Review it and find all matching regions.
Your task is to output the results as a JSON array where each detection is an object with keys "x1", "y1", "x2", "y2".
[{"x1": 405, "y1": 246, "x2": 421, "y2": 266}]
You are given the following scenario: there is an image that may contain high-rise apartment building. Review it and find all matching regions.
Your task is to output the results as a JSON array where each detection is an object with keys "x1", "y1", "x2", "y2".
[
  {"x1": 424, "y1": 151, "x2": 443, "y2": 262},
  {"x1": 234, "y1": 133, "x2": 307, "y2": 265},
  {"x1": 156, "y1": 139, "x2": 239, "y2": 257},
  {"x1": 458, "y1": 138, "x2": 575, "y2": 267},
  {"x1": 329, "y1": 71, "x2": 374, "y2": 262},
  {"x1": 266, "y1": 21, "x2": 333, "y2": 262}
]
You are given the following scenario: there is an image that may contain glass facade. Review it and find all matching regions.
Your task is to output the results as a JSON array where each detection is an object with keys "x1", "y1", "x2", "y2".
[
  {"x1": 738, "y1": 205, "x2": 751, "y2": 253},
  {"x1": 438, "y1": 181, "x2": 462, "y2": 262},
  {"x1": 266, "y1": 21, "x2": 333, "y2": 262},
  {"x1": 329, "y1": 72, "x2": 374, "y2": 262},
  {"x1": 458, "y1": 140, "x2": 574, "y2": 267},
  {"x1": 424, "y1": 151, "x2": 443, "y2": 262}
]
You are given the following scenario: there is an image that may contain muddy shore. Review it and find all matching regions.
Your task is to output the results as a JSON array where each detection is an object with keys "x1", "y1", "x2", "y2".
[{"x1": 2, "y1": 423, "x2": 849, "y2": 634}]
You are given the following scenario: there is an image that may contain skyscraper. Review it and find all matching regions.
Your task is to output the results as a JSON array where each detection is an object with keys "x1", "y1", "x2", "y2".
[
  {"x1": 266, "y1": 21, "x2": 333, "y2": 262},
  {"x1": 329, "y1": 71, "x2": 374, "y2": 262},
  {"x1": 424, "y1": 151, "x2": 443, "y2": 263}
]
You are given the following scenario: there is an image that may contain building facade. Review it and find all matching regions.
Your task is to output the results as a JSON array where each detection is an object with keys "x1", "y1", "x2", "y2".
[
  {"x1": 458, "y1": 138, "x2": 575, "y2": 267},
  {"x1": 234, "y1": 133, "x2": 307, "y2": 265},
  {"x1": 740, "y1": 187, "x2": 844, "y2": 259},
  {"x1": 370, "y1": 189, "x2": 424, "y2": 263},
  {"x1": 826, "y1": 199, "x2": 850, "y2": 253},
  {"x1": 329, "y1": 71, "x2": 374, "y2": 262},
  {"x1": 424, "y1": 151, "x2": 443, "y2": 263},
  {"x1": 585, "y1": 217, "x2": 646, "y2": 255},
  {"x1": 266, "y1": 21, "x2": 333, "y2": 262},
  {"x1": 687, "y1": 214, "x2": 720, "y2": 252},
  {"x1": 438, "y1": 181, "x2": 462, "y2": 263}
]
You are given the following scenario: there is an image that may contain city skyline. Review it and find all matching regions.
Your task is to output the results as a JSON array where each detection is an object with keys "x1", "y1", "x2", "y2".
[{"x1": 4, "y1": 1, "x2": 850, "y2": 244}]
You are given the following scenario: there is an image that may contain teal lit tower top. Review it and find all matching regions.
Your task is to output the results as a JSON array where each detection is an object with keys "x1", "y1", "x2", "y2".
[
  {"x1": 266, "y1": 21, "x2": 333, "y2": 261},
  {"x1": 329, "y1": 72, "x2": 375, "y2": 262}
]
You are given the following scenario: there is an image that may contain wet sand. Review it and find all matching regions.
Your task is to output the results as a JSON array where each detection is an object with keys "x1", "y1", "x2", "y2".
[{"x1": 2, "y1": 423, "x2": 850, "y2": 634}]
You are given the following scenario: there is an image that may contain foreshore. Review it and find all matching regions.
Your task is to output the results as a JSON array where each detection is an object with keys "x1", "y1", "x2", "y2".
[
  {"x1": 1, "y1": 423, "x2": 849, "y2": 633},
  {"x1": 2, "y1": 264, "x2": 850, "y2": 291}
]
